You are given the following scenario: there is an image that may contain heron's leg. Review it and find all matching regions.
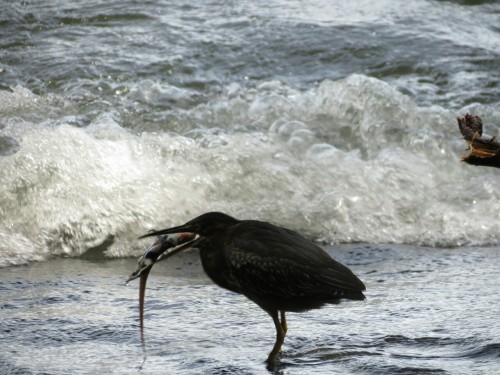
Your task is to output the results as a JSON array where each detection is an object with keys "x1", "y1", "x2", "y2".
[
  {"x1": 267, "y1": 310, "x2": 285, "y2": 363},
  {"x1": 280, "y1": 310, "x2": 287, "y2": 334}
]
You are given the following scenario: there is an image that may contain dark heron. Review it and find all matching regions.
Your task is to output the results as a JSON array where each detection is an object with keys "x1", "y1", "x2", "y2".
[{"x1": 136, "y1": 211, "x2": 365, "y2": 363}]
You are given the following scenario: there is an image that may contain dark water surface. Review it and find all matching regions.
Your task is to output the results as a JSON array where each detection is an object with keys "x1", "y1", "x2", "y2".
[{"x1": 1, "y1": 244, "x2": 499, "y2": 374}]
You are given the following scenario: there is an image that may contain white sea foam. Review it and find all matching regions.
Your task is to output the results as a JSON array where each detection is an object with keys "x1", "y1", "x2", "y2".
[{"x1": 1, "y1": 75, "x2": 499, "y2": 266}]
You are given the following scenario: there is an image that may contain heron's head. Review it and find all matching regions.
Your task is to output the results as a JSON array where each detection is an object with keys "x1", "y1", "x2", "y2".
[
  {"x1": 140, "y1": 212, "x2": 240, "y2": 239},
  {"x1": 181, "y1": 212, "x2": 240, "y2": 236}
]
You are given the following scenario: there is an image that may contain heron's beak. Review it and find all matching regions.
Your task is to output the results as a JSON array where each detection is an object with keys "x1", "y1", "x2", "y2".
[
  {"x1": 126, "y1": 232, "x2": 197, "y2": 284},
  {"x1": 138, "y1": 223, "x2": 197, "y2": 239}
]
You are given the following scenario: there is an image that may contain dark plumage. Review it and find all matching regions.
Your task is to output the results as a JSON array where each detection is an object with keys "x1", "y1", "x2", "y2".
[{"x1": 141, "y1": 212, "x2": 365, "y2": 363}]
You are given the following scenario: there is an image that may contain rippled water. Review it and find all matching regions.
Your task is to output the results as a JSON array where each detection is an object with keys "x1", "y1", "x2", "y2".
[
  {"x1": 1, "y1": 245, "x2": 499, "y2": 374},
  {"x1": 1, "y1": 0, "x2": 500, "y2": 373}
]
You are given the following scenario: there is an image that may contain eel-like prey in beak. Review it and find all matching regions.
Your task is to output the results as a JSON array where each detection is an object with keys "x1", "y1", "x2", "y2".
[{"x1": 126, "y1": 232, "x2": 197, "y2": 366}]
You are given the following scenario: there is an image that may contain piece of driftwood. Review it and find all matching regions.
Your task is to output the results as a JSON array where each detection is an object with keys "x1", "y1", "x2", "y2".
[{"x1": 458, "y1": 114, "x2": 500, "y2": 168}]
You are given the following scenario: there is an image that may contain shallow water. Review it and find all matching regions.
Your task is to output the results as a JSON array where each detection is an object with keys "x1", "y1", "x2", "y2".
[{"x1": 1, "y1": 244, "x2": 499, "y2": 374}]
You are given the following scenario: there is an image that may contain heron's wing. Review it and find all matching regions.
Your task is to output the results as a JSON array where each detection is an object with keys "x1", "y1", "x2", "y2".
[{"x1": 225, "y1": 221, "x2": 365, "y2": 299}]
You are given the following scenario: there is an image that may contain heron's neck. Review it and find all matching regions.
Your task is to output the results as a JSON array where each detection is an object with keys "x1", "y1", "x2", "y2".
[{"x1": 199, "y1": 237, "x2": 240, "y2": 293}]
